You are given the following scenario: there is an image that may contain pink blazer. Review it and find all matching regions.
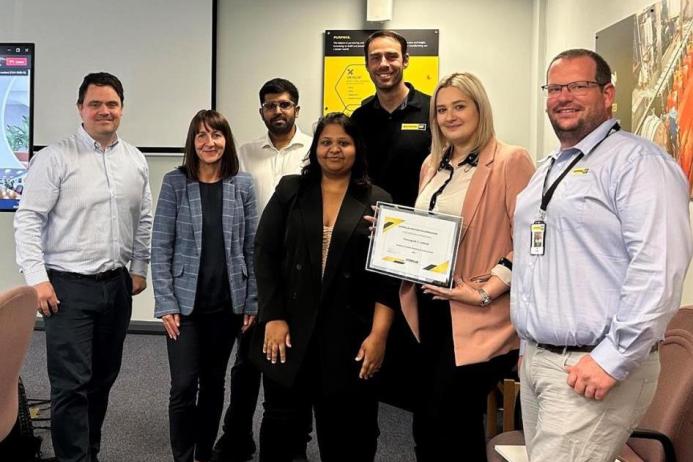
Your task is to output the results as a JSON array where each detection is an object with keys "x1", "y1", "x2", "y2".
[{"x1": 400, "y1": 138, "x2": 535, "y2": 366}]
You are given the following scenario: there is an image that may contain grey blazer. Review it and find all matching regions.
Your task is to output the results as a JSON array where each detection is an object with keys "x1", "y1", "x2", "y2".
[{"x1": 152, "y1": 168, "x2": 258, "y2": 317}]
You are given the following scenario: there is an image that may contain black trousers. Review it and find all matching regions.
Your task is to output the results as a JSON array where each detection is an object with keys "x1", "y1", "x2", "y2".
[
  {"x1": 218, "y1": 324, "x2": 261, "y2": 449},
  {"x1": 45, "y1": 268, "x2": 132, "y2": 462},
  {"x1": 413, "y1": 292, "x2": 518, "y2": 462},
  {"x1": 217, "y1": 324, "x2": 312, "y2": 457},
  {"x1": 167, "y1": 310, "x2": 241, "y2": 462},
  {"x1": 259, "y1": 346, "x2": 379, "y2": 462}
]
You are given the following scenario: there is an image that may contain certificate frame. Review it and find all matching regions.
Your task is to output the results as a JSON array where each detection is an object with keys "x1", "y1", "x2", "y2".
[{"x1": 366, "y1": 201, "x2": 462, "y2": 287}]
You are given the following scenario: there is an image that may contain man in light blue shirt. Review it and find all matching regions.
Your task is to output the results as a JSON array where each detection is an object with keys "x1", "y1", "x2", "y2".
[
  {"x1": 512, "y1": 49, "x2": 692, "y2": 461},
  {"x1": 15, "y1": 72, "x2": 152, "y2": 462}
]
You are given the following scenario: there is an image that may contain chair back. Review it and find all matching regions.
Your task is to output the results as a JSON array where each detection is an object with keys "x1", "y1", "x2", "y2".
[
  {"x1": 0, "y1": 286, "x2": 37, "y2": 442},
  {"x1": 628, "y1": 306, "x2": 693, "y2": 462}
]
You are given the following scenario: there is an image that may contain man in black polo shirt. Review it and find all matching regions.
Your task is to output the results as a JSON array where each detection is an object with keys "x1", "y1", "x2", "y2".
[
  {"x1": 351, "y1": 31, "x2": 431, "y2": 420},
  {"x1": 350, "y1": 30, "x2": 431, "y2": 207}
]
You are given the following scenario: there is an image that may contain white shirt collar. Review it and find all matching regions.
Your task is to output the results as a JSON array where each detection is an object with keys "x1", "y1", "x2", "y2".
[
  {"x1": 78, "y1": 124, "x2": 120, "y2": 151},
  {"x1": 261, "y1": 126, "x2": 307, "y2": 150}
]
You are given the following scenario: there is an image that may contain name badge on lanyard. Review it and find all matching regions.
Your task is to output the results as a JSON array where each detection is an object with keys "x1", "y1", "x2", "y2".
[
  {"x1": 531, "y1": 122, "x2": 620, "y2": 256},
  {"x1": 530, "y1": 220, "x2": 546, "y2": 255}
]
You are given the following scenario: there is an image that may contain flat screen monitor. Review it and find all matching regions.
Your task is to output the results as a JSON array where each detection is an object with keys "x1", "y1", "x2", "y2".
[{"x1": 0, "y1": 43, "x2": 34, "y2": 212}]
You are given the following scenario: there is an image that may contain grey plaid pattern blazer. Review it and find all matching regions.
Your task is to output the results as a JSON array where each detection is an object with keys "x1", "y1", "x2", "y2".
[{"x1": 152, "y1": 168, "x2": 258, "y2": 317}]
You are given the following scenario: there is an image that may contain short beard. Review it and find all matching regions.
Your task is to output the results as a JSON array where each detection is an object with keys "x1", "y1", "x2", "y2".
[
  {"x1": 267, "y1": 122, "x2": 294, "y2": 137},
  {"x1": 264, "y1": 117, "x2": 295, "y2": 137}
]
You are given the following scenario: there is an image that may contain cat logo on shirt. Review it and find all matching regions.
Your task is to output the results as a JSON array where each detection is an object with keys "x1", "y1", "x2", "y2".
[{"x1": 401, "y1": 123, "x2": 427, "y2": 131}]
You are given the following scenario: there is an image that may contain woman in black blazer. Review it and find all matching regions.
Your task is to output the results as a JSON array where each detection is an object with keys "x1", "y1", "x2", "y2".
[{"x1": 251, "y1": 113, "x2": 397, "y2": 461}]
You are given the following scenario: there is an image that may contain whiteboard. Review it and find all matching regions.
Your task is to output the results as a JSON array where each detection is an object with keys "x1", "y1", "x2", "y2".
[{"x1": 0, "y1": 0, "x2": 213, "y2": 149}]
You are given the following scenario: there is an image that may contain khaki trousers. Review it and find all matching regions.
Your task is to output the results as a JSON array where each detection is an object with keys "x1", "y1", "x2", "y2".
[{"x1": 520, "y1": 342, "x2": 660, "y2": 462}]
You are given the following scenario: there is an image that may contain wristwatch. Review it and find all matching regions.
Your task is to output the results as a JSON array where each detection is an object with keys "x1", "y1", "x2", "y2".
[{"x1": 478, "y1": 288, "x2": 492, "y2": 306}]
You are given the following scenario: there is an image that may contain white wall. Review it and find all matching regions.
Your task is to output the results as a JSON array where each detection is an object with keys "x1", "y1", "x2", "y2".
[
  {"x1": 538, "y1": 0, "x2": 693, "y2": 305},
  {"x1": 0, "y1": 0, "x2": 213, "y2": 148},
  {"x1": 217, "y1": 0, "x2": 534, "y2": 150}
]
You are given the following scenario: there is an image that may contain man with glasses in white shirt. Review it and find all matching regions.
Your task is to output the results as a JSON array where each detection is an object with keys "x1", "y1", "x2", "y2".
[
  {"x1": 212, "y1": 78, "x2": 311, "y2": 462},
  {"x1": 14, "y1": 72, "x2": 152, "y2": 462},
  {"x1": 511, "y1": 49, "x2": 692, "y2": 462},
  {"x1": 237, "y1": 78, "x2": 311, "y2": 215}
]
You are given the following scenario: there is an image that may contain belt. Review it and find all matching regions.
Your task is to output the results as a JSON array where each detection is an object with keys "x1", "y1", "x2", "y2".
[
  {"x1": 48, "y1": 267, "x2": 125, "y2": 281},
  {"x1": 535, "y1": 342, "x2": 659, "y2": 354}
]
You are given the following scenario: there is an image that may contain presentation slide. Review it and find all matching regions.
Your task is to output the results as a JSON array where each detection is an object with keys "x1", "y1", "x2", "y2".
[{"x1": 0, "y1": 44, "x2": 33, "y2": 212}]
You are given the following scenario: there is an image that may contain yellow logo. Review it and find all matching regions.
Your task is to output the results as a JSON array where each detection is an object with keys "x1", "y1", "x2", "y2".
[
  {"x1": 423, "y1": 261, "x2": 449, "y2": 274},
  {"x1": 382, "y1": 256, "x2": 405, "y2": 264},
  {"x1": 382, "y1": 217, "x2": 405, "y2": 232},
  {"x1": 401, "y1": 123, "x2": 427, "y2": 131},
  {"x1": 571, "y1": 167, "x2": 590, "y2": 175}
]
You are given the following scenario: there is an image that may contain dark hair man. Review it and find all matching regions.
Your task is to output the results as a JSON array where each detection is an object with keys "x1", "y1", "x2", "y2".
[
  {"x1": 14, "y1": 72, "x2": 152, "y2": 462},
  {"x1": 349, "y1": 30, "x2": 432, "y2": 449},
  {"x1": 236, "y1": 78, "x2": 311, "y2": 214},
  {"x1": 350, "y1": 30, "x2": 431, "y2": 207},
  {"x1": 211, "y1": 78, "x2": 312, "y2": 462},
  {"x1": 511, "y1": 49, "x2": 692, "y2": 461}
]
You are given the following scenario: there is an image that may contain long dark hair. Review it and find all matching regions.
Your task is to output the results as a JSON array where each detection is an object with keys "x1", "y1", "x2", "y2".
[
  {"x1": 181, "y1": 110, "x2": 239, "y2": 180},
  {"x1": 302, "y1": 112, "x2": 370, "y2": 188}
]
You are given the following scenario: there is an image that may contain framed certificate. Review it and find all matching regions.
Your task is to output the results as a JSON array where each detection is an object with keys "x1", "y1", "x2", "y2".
[{"x1": 366, "y1": 202, "x2": 462, "y2": 287}]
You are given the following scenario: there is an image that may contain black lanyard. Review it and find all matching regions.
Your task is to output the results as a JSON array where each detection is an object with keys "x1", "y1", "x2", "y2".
[
  {"x1": 540, "y1": 123, "x2": 620, "y2": 214},
  {"x1": 428, "y1": 147, "x2": 478, "y2": 211}
]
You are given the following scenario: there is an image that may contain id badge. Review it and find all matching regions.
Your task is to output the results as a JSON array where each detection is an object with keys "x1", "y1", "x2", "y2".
[{"x1": 530, "y1": 220, "x2": 546, "y2": 255}]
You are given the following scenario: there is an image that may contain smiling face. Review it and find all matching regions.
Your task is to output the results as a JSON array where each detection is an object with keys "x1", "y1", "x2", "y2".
[
  {"x1": 435, "y1": 86, "x2": 479, "y2": 149},
  {"x1": 546, "y1": 55, "x2": 614, "y2": 148},
  {"x1": 194, "y1": 122, "x2": 226, "y2": 168},
  {"x1": 316, "y1": 123, "x2": 356, "y2": 178},
  {"x1": 78, "y1": 84, "x2": 122, "y2": 146},
  {"x1": 366, "y1": 36, "x2": 409, "y2": 92},
  {"x1": 260, "y1": 91, "x2": 299, "y2": 136}
]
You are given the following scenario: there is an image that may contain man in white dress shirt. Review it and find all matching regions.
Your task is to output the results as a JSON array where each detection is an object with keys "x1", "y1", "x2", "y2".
[
  {"x1": 212, "y1": 78, "x2": 311, "y2": 462},
  {"x1": 14, "y1": 72, "x2": 152, "y2": 462},
  {"x1": 512, "y1": 49, "x2": 692, "y2": 462},
  {"x1": 238, "y1": 78, "x2": 311, "y2": 216}
]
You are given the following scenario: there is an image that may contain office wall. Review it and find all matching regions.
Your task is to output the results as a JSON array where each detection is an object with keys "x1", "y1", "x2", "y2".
[
  {"x1": 538, "y1": 0, "x2": 693, "y2": 305},
  {"x1": 0, "y1": 0, "x2": 213, "y2": 148},
  {"x1": 217, "y1": 0, "x2": 535, "y2": 150},
  {"x1": 537, "y1": 0, "x2": 657, "y2": 155}
]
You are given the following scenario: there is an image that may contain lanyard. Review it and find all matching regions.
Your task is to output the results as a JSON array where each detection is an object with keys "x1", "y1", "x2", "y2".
[
  {"x1": 428, "y1": 147, "x2": 478, "y2": 211},
  {"x1": 539, "y1": 122, "x2": 620, "y2": 216}
]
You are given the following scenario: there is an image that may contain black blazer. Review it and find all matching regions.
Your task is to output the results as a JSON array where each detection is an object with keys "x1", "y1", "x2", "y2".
[{"x1": 250, "y1": 175, "x2": 398, "y2": 392}]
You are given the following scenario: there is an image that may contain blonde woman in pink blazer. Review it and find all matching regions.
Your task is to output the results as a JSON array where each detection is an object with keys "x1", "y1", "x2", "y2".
[{"x1": 399, "y1": 72, "x2": 535, "y2": 461}]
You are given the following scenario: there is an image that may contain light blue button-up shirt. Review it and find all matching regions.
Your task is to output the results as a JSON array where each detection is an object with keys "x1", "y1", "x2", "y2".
[
  {"x1": 14, "y1": 125, "x2": 152, "y2": 285},
  {"x1": 511, "y1": 118, "x2": 692, "y2": 380}
]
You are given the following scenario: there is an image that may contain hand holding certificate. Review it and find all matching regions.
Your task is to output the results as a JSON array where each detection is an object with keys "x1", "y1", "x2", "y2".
[{"x1": 366, "y1": 202, "x2": 462, "y2": 287}]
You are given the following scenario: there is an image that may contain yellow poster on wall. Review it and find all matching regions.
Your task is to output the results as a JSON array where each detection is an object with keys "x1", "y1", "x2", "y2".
[{"x1": 323, "y1": 29, "x2": 439, "y2": 116}]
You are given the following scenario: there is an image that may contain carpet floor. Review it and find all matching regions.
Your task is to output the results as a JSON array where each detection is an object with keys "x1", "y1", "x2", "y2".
[{"x1": 21, "y1": 331, "x2": 416, "y2": 461}]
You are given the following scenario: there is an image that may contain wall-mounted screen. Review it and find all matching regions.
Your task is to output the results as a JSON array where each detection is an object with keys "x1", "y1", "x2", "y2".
[{"x1": 0, "y1": 43, "x2": 33, "y2": 212}]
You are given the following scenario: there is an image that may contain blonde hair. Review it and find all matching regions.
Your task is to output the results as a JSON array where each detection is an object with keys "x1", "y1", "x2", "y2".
[{"x1": 429, "y1": 72, "x2": 495, "y2": 168}]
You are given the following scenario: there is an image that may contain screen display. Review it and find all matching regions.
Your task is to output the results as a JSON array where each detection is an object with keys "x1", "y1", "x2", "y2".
[{"x1": 0, "y1": 44, "x2": 33, "y2": 212}]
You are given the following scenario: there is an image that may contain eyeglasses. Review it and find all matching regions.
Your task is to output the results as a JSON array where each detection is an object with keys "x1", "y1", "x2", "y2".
[
  {"x1": 261, "y1": 100, "x2": 296, "y2": 111},
  {"x1": 541, "y1": 81, "x2": 606, "y2": 97}
]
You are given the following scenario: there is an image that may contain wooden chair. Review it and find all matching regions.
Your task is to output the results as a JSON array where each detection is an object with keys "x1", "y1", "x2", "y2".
[{"x1": 487, "y1": 378, "x2": 521, "y2": 438}]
